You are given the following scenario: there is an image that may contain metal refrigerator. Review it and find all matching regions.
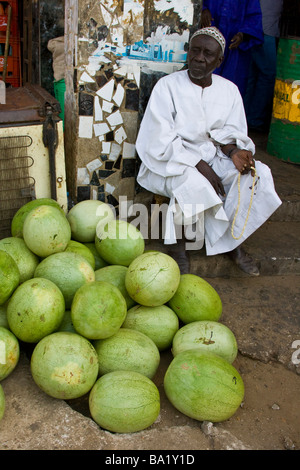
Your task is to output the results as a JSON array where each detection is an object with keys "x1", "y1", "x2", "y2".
[{"x1": 0, "y1": 83, "x2": 68, "y2": 239}]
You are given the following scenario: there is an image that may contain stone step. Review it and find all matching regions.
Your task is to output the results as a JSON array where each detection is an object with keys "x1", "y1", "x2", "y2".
[
  {"x1": 146, "y1": 220, "x2": 300, "y2": 278},
  {"x1": 270, "y1": 195, "x2": 300, "y2": 222},
  {"x1": 258, "y1": 148, "x2": 300, "y2": 221},
  {"x1": 188, "y1": 221, "x2": 300, "y2": 278}
]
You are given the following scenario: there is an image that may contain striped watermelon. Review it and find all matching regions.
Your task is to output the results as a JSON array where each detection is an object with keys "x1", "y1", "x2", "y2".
[{"x1": 164, "y1": 349, "x2": 244, "y2": 422}]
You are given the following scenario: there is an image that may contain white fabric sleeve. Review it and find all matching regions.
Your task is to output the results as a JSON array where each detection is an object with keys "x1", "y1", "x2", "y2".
[
  {"x1": 209, "y1": 86, "x2": 256, "y2": 155},
  {"x1": 136, "y1": 78, "x2": 208, "y2": 178}
]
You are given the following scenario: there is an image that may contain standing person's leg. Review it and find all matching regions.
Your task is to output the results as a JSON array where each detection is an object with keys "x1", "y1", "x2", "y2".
[{"x1": 245, "y1": 35, "x2": 277, "y2": 131}]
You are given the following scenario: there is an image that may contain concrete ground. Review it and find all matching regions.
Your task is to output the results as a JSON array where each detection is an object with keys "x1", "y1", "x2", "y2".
[{"x1": 0, "y1": 133, "x2": 299, "y2": 452}]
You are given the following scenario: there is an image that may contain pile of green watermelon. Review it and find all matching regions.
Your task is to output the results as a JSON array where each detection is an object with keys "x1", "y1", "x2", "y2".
[{"x1": 0, "y1": 197, "x2": 245, "y2": 433}]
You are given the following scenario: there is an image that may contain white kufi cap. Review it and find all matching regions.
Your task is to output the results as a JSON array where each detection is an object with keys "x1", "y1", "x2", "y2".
[{"x1": 190, "y1": 27, "x2": 226, "y2": 54}]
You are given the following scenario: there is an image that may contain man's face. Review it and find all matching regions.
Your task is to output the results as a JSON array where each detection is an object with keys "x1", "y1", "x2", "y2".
[{"x1": 187, "y1": 35, "x2": 223, "y2": 81}]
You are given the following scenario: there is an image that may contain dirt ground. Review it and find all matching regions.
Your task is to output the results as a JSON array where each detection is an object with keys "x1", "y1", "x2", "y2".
[
  {"x1": 158, "y1": 352, "x2": 299, "y2": 451},
  {"x1": 65, "y1": 348, "x2": 299, "y2": 451},
  {"x1": 63, "y1": 271, "x2": 300, "y2": 452},
  {"x1": 1, "y1": 254, "x2": 299, "y2": 452},
  {"x1": 1, "y1": 136, "x2": 299, "y2": 452},
  {"x1": 1, "y1": 275, "x2": 299, "y2": 452}
]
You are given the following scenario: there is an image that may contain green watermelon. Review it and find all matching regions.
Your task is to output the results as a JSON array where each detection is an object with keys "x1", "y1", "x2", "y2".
[
  {"x1": 164, "y1": 350, "x2": 244, "y2": 423},
  {"x1": 94, "y1": 328, "x2": 160, "y2": 379},
  {"x1": 11, "y1": 198, "x2": 65, "y2": 238},
  {"x1": 71, "y1": 281, "x2": 127, "y2": 340},
  {"x1": 23, "y1": 205, "x2": 71, "y2": 258},
  {"x1": 30, "y1": 331, "x2": 99, "y2": 399},
  {"x1": 34, "y1": 251, "x2": 95, "y2": 309},
  {"x1": 123, "y1": 304, "x2": 179, "y2": 351},
  {"x1": 57, "y1": 310, "x2": 76, "y2": 333},
  {"x1": 0, "y1": 250, "x2": 20, "y2": 305},
  {"x1": 0, "y1": 237, "x2": 39, "y2": 283},
  {"x1": 0, "y1": 384, "x2": 5, "y2": 421},
  {"x1": 65, "y1": 240, "x2": 96, "y2": 269},
  {"x1": 95, "y1": 265, "x2": 136, "y2": 309},
  {"x1": 168, "y1": 274, "x2": 222, "y2": 323},
  {"x1": 0, "y1": 327, "x2": 20, "y2": 380},
  {"x1": 0, "y1": 303, "x2": 9, "y2": 329},
  {"x1": 172, "y1": 321, "x2": 238, "y2": 363},
  {"x1": 95, "y1": 219, "x2": 145, "y2": 266},
  {"x1": 67, "y1": 200, "x2": 115, "y2": 243},
  {"x1": 125, "y1": 251, "x2": 180, "y2": 307},
  {"x1": 89, "y1": 370, "x2": 160, "y2": 433},
  {"x1": 83, "y1": 243, "x2": 108, "y2": 270},
  {"x1": 7, "y1": 277, "x2": 65, "y2": 343}
]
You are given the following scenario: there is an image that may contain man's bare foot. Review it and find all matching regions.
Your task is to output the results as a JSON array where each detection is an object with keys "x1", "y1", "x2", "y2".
[{"x1": 228, "y1": 245, "x2": 260, "y2": 276}]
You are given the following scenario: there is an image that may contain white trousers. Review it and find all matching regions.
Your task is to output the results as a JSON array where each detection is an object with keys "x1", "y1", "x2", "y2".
[{"x1": 163, "y1": 155, "x2": 282, "y2": 255}]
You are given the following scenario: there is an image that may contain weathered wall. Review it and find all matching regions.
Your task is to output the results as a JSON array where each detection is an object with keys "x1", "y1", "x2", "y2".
[{"x1": 69, "y1": 0, "x2": 202, "y2": 210}]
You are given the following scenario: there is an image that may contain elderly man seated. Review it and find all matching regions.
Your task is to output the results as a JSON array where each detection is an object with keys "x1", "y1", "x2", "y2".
[{"x1": 135, "y1": 27, "x2": 281, "y2": 276}]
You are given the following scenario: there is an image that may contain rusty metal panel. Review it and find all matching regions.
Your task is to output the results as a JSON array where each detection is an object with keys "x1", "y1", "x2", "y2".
[{"x1": 0, "y1": 83, "x2": 61, "y2": 125}]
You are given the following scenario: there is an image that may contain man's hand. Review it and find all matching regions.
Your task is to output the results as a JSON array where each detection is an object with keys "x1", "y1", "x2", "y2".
[
  {"x1": 230, "y1": 148, "x2": 256, "y2": 176},
  {"x1": 196, "y1": 160, "x2": 225, "y2": 197},
  {"x1": 229, "y1": 32, "x2": 243, "y2": 49},
  {"x1": 201, "y1": 9, "x2": 213, "y2": 27}
]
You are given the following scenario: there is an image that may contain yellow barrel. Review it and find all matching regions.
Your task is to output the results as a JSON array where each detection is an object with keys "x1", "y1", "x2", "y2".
[{"x1": 267, "y1": 37, "x2": 300, "y2": 164}]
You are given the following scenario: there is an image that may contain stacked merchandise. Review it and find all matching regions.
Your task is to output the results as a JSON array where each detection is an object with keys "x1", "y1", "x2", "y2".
[{"x1": 0, "y1": 1, "x2": 21, "y2": 87}]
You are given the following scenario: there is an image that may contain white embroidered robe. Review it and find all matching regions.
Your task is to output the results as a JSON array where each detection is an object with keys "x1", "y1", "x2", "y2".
[{"x1": 136, "y1": 70, "x2": 282, "y2": 255}]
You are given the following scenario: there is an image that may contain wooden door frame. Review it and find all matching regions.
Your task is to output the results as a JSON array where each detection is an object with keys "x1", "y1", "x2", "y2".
[
  {"x1": 63, "y1": 0, "x2": 78, "y2": 202},
  {"x1": 22, "y1": 0, "x2": 40, "y2": 85}
]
